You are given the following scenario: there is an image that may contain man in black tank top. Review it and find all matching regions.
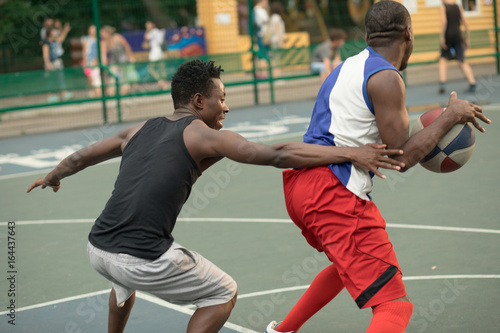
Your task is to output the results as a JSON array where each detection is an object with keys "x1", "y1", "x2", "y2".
[
  {"x1": 438, "y1": 0, "x2": 476, "y2": 94},
  {"x1": 27, "y1": 60, "x2": 407, "y2": 333}
]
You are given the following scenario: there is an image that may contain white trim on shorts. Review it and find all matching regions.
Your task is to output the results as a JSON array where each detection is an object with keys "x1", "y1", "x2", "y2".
[{"x1": 87, "y1": 241, "x2": 237, "y2": 308}]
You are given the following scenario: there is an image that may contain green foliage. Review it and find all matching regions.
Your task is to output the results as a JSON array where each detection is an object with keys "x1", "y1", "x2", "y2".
[{"x1": 0, "y1": 0, "x2": 197, "y2": 73}]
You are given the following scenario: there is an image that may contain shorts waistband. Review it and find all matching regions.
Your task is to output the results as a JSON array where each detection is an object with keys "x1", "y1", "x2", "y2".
[{"x1": 87, "y1": 241, "x2": 151, "y2": 265}]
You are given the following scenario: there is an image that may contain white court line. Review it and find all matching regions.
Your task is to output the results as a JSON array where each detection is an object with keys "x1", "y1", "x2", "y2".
[
  {"x1": 135, "y1": 292, "x2": 259, "y2": 333},
  {"x1": 0, "y1": 288, "x2": 258, "y2": 333},
  {"x1": 3, "y1": 274, "x2": 499, "y2": 328},
  {"x1": 0, "y1": 132, "x2": 302, "y2": 180},
  {"x1": 2, "y1": 218, "x2": 499, "y2": 235},
  {"x1": 235, "y1": 274, "x2": 500, "y2": 300},
  {"x1": 0, "y1": 168, "x2": 55, "y2": 181},
  {"x1": 0, "y1": 218, "x2": 95, "y2": 226},
  {"x1": 0, "y1": 159, "x2": 120, "y2": 181},
  {"x1": 0, "y1": 289, "x2": 109, "y2": 315},
  {"x1": 0, "y1": 109, "x2": 482, "y2": 181}
]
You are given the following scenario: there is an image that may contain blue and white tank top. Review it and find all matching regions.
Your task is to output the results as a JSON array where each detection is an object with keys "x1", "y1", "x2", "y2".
[{"x1": 304, "y1": 47, "x2": 402, "y2": 200}]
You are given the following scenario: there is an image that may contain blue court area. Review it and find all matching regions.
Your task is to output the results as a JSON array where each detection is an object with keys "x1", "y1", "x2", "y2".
[
  {"x1": 0, "y1": 291, "x2": 253, "y2": 333},
  {"x1": 0, "y1": 101, "x2": 499, "y2": 332}
]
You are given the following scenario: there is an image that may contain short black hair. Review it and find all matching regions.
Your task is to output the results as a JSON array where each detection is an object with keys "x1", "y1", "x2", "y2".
[
  {"x1": 365, "y1": 1, "x2": 411, "y2": 47},
  {"x1": 171, "y1": 60, "x2": 224, "y2": 109}
]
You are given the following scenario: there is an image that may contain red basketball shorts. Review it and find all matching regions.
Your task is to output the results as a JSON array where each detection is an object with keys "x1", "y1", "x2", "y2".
[{"x1": 283, "y1": 166, "x2": 407, "y2": 309}]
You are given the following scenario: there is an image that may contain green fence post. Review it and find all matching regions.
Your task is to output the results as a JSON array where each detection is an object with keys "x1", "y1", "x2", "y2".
[
  {"x1": 267, "y1": 56, "x2": 275, "y2": 104},
  {"x1": 92, "y1": 0, "x2": 108, "y2": 123},
  {"x1": 493, "y1": 0, "x2": 500, "y2": 74},
  {"x1": 101, "y1": 65, "x2": 122, "y2": 123},
  {"x1": 248, "y1": 0, "x2": 259, "y2": 104},
  {"x1": 115, "y1": 71, "x2": 122, "y2": 123}
]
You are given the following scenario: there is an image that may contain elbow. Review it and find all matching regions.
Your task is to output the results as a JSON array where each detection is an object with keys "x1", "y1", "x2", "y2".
[{"x1": 67, "y1": 151, "x2": 85, "y2": 170}]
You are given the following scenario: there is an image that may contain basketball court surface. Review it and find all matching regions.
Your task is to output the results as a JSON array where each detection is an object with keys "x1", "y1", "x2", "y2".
[{"x1": 0, "y1": 98, "x2": 499, "y2": 332}]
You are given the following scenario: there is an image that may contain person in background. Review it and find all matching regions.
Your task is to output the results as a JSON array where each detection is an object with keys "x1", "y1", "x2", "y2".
[
  {"x1": 40, "y1": 17, "x2": 54, "y2": 42},
  {"x1": 144, "y1": 21, "x2": 168, "y2": 90},
  {"x1": 101, "y1": 25, "x2": 135, "y2": 96},
  {"x1": 253, "y1": 0, "x2": 270, "y2": 78},
  {"x1": 82, "y1": 25, "x2": 104, "y2": 98},
  {"x1": 269, "y1": 1, "x2": 286, "y2": 78},
  {"x1": 438, "y1": 0, "x2": 476, "y2": 94},
  {"x1": 42, "y1": 25, "x2": 72, "y2": 103},
  {"x1": 310, "y1": 29, "x2": 346, "y2": 82}
]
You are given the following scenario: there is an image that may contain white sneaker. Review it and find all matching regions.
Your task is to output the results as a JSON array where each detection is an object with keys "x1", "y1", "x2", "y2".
[{"x1": 265, "y1": 321, "x2": 295, "y2": 333}]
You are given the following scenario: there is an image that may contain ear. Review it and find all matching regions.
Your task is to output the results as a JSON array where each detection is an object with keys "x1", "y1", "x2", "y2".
[
  {"x1": 193, "y1": 93, "x2": 204, "y2": 109},
  {"x1": 405, "y1": 26, "x2": 412, "y2": 41},
  {"x1": 365, "y1": 33, "x2": 369, "y2": 45}
]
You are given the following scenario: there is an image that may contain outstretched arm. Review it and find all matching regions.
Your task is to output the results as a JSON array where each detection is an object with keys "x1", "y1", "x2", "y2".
[
  {"x1": 368, "y1": 70, "x2": 490, "y2": 172},
  {"x1": 56, "y1": 23, "x2": 71, "y2": 44},
  {"x1": 27, "y1": 122, "x2": 145, "y2": 193},
  {"x1": 184, "y1": 120, "x2": 405, "y2": 179}
]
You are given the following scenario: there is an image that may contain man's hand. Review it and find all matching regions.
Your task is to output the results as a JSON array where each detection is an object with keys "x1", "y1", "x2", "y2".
[
  {"x1": 350, "y1": 143, "x2": 405, "y2": 179},
  {"x1": 27, "y1": 176, "x2": 60, "y2": 193},
  {"x1": 440, "y1": 36, "x2": 447, "y2": 50},
  {"x1": 445, "y1": 92, "x2": 491, "y2": 132}
]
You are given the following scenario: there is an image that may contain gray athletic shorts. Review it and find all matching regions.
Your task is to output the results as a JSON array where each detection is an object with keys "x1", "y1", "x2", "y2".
[{"x1": 87, "y1": 241, "x2": 237, "y2": 308}]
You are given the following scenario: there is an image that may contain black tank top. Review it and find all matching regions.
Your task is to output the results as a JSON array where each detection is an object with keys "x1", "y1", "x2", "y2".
[
  {"x1": 88, "y1": 116, "x2": 201, "y2": 260},
  {"x1": 444, "y1": 4, "x2": 462, "y2": 43}
]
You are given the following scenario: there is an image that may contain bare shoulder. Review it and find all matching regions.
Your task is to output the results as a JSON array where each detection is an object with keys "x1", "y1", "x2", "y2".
[
  {"x1": 182, "y1": 118, "x2": 218, "y2": 165},
  {"x1": 183, "y1": 118, "x2": 215, "y2": 147},
  {"x1": 367, "y1": 69, "x2": 405, "y2": 97}
]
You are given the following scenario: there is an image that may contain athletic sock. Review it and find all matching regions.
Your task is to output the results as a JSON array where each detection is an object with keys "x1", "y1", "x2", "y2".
[
  {"x1": 366, "y1": 300, "x2": 413, "y2": 333},
  {"x1": 276, "y1": 264, "x2": 344, "y2": 332}
]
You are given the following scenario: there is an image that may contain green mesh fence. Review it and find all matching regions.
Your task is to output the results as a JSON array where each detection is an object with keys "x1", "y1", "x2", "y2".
[{"x1": 0, "y1": 0, "x2": 499, "y2": 137}]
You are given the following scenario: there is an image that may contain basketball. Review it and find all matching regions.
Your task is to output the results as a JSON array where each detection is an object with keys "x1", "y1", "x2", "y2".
[{"x1": 410, "y1": 107, "x2": 475, "y2": 173}]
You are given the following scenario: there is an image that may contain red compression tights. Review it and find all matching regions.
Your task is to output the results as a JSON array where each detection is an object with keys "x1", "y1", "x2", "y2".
[{"x1": 276, "y1": 264, "x2": 344, "y2": 332}]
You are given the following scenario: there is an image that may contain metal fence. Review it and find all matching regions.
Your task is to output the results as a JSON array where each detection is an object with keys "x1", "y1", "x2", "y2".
[{"x1": 0, "y1": 0, "x2": 499, "y2": 137}]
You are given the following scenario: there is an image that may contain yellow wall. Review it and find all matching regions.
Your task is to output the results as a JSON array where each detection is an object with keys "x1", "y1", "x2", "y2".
[
  {"x1": 237, "y1": 32, "x2": 311, "y2": 71},
  {"x1": 195, "y1": 0, "x2": 498, "y2": 65},
  {"x1": 197, "y1": 0, "x2": 240, "y2": 54}
]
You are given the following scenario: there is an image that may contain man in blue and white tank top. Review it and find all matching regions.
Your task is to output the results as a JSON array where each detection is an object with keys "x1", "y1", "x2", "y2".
[{"x1": 268, "y1": 2, "x2": 490, "y2": 333}]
